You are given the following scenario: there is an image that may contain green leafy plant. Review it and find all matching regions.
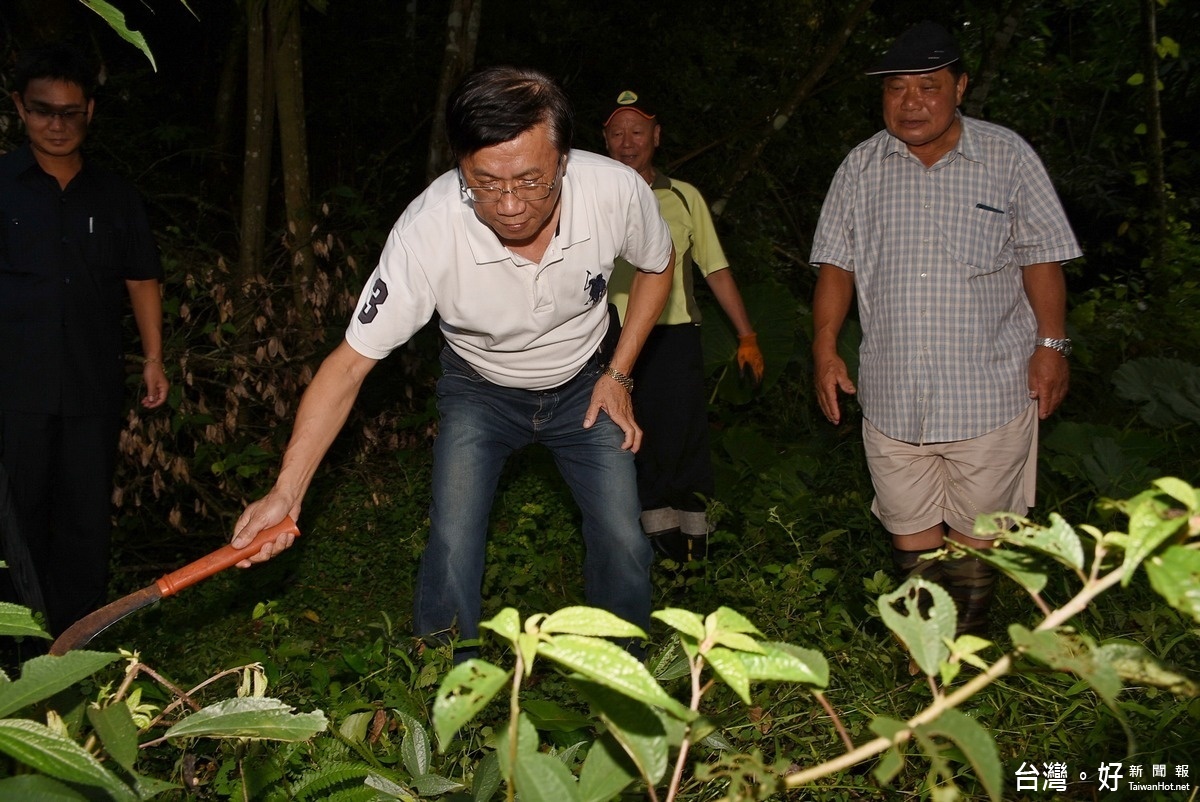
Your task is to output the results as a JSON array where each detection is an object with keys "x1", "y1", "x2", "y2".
[
  {"x1": 423, "y1": 477, "x2": 1199, "y2": 801},
  {"x1": 0, "y1": 606, "x2": 327, "y2": 798}
]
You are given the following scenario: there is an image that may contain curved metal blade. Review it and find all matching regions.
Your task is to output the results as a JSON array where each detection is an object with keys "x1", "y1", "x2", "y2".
[{"x1": 49, "y1": 585, "x2": 161, "y2": 655}]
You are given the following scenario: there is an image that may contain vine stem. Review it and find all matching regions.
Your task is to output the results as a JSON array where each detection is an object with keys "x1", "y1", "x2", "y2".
[
  {"x1": 781, "y1": 565, "x2": 1126, "y2": 789},
  {"x1": 506, "y1": 650, "x2": 523, "y2": 802}
]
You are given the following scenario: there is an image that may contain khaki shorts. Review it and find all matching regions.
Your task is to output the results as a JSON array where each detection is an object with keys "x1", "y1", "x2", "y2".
[{"x1": 862, "y1": 403, "x2": 1038, "y2": 539}]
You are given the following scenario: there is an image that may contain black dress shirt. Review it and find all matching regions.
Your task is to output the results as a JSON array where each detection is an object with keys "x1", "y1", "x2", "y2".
[{"x1": 0, "y1": 145, "x2": 162, "y2": 417}]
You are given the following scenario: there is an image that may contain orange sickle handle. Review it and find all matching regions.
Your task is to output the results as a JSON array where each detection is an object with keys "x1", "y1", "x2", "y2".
[{"x1": 154, "y1": 517, "x2": 300, "y2": 598}]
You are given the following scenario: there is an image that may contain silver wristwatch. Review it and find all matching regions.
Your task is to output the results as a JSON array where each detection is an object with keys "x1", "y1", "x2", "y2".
[{"x1": 1035, "y1": 337, "x2": 1072, "y2": 357}]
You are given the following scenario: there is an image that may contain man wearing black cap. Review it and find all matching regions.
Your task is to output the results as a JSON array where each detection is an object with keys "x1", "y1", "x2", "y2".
[
  {"x1": 809, "y1": 22, "x2": 1081, "y2": 636},
  {"x1": 602, "y1": 90, "x2": 763, "y2": 564}
]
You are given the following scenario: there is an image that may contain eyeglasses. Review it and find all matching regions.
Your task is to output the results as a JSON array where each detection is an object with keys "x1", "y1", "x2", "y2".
[
  {"x1": 21, "y1": 103, "x2": 89, "y2": 127},
  {"x1": 461, "y1": 160, "x2": 563, "y2": 203}
]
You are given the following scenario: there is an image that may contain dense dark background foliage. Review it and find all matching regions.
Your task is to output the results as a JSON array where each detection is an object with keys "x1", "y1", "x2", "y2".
[{"x1": 1, "y1": 1, "x2": 1198, "y2": 797}]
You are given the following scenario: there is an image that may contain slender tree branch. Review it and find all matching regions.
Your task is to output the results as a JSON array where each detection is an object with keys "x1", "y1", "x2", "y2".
[{"x1": 782, "y1": 565, "x2": 1127, "y2": 789}]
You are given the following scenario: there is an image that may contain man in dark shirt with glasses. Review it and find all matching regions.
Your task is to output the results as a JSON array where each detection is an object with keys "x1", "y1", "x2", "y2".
[{"x1": 0, "y1": 43, "x2": 168, "y2": 635}]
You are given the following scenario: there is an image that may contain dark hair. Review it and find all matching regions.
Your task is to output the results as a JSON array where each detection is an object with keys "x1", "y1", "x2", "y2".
[
  {"x1": 14, "y1": 42, "x2": 98, "y2": 99},
  {"x1": 445, "y1": 66, "x2": 574, "y2": 161}
]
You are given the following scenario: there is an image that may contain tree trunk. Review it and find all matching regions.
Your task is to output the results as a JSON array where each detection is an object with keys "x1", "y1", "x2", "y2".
[
  {"x1": 211, "y1": 17, "x2": 246, "y2": 181},
  {"x1": 270, "y1": 0, "x2": 318, "y2": 335},
  {"x1": 1140, "y1": 0, "x2": 1167, "y2": 276},
  {"x1": 713, "y1": 0, "x2": 873, "y2": 219},
  {"x1": 235, "y1": 0, "x2": 275, "y2": 339},
  {"x1": 426, "y1": 0, "x2": 482, "y2": 183},
  {"x1": 964, "y1": 0, "x2": 1027, "y2": 119}
]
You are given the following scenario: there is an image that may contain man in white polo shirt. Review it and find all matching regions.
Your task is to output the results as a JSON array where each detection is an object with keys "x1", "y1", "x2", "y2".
[{"x1": 230, "y1": 66, "x2": 674, "y2": 657}]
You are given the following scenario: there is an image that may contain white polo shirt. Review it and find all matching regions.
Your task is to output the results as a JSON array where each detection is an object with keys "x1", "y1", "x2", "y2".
[{"x1": 346, "y1": 149, "x2": 671, "y2": 390}]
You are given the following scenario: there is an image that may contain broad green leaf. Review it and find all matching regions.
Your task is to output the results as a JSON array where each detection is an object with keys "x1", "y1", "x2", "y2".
[
  {"x1": 1123, "y1": 491, "x2": 1189, "y2": 586},
  {"x1": 512, "y1": 751, "x2": 581, "y2": 802},
  {"x1": 1126, "y1": 72, "x2": 1145, "y2": 86},
  {"x1": 0, "y1": 774, "x2": 89, "y2": 800},
  {"x1": 0, "y1": 651, "x2": 121, "y2": 717},
  {"x1": 1157, "y1": 36, "x2": 1180, "y2": 58},
  {"x1": 1096, "y1": 640, "x2": 1198, "y2": 696},
  {"x1": 971, "y1": 546, "x2": 1048, "y2": 594},
  {"x1": 542, "y1": 606, "x2": 646, "y2": 638},
  {"x1": 433, "y1": 659, "x2": 511, "y2": 750},
  {"x1": 517, "y1": 631, "x2": 541, "y2": 677},
  {"x1": 556, "y1": 740, "x2": 587, "y2": 766},
  {"x1": 651, "y1": 608, "x2": 705, "y2": 640},
  {"x1": 398, "y1": 711, "x2": 431, "y2": 778},
  {"x1": 0, "y1": 602, "x2": 51, "y2": 640},
  {"x1": 1144, "y1": 546, "x2": 1200, "y2": 623},
  {"x1": 86, "y1": 702, "x2": 138, "y2": 773},
  {"x1": 917, "y1": 709, "x2": 1002, "y2": 802},
  {"x1": 579, "y1": 733, "x2": 639, "y2": 802},
  {"x1": 365, "y1": 771, "x2": 417, "y2": 800},
  {"x1": 338, "y1": 711, "x2": 373, "y2": 742},
  {"x1": 697, "y1": 726, "x2": 734, "y2": 751},
  {"x1": 538, "y1": 635, "x2": 692, "y2": 719},
  {"x1": 1001, "y1": 514, "x2": 1085, "y2": 571},
  {"x1": 1152, "y1": 477, "x2": 1197, "y2": 510},
  {"x1": 647, "y1": 636, "x2": 691, "y2": 682},
  {"x1": 573, "y1": 678, "x2": 670, "y2": 784},
  {"x1": 878, "y1": 578, "x2": 955, "y2": 676},
  {"x1": 704, "y1": 646, "x2": 751, "y2": 704},
  {"x1": 480, "y1": 608, "x2": 520, "y2": 643},
  {"x1": 739, "y1": 642, "x2": 829, "y2": 688},
  {"x1": 412, "y1": 773, "x2": 466, "y2": 796},
  {"x1": 0, "y1": 719, "x2": 135, "y2": 800},
  {"x1": 868, "y1": 716, "x2": 908, "y2": 785},
  {"x1": 163, "y1": 697, "x2": 327, "y2": 741},
  {"x1": 493, "y1": 713, "x2": 540, "y2": 785},
  {"x1": 708, "y1": 630, "x2": 764, "y2": 654},
  {"x1": 707, "y1": 607, "x2": 763, "y2": 637},
  {"x1": 1113, "y1": 359, "x2": 1200, "y2": 428},
  {"x1": 471, "y1": 751, "x2": 501, "y2": 802},
  {"x1": 522, "y1": 699, "x2": 593, "y2": 733},
  {"x1": 971, "y1": 511, "x2": 1028, "y2": 540},
  {"x1": 78, "y1": 0, "x2": 157, "y2": 71},
  {"x1": 1009, "y1": 626, "x2": 1122, "y2": 710},
  {"x1": 128, "y1": 771, "x2": 180, "y2": 799},
  {"x1": 494, "y1": 713, "x2": 543, "y2": 785}
]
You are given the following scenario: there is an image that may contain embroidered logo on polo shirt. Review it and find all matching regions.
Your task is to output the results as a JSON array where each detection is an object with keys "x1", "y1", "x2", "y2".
[{"x1": 584, "y1": 271, "x2": 607, "y2": 306}]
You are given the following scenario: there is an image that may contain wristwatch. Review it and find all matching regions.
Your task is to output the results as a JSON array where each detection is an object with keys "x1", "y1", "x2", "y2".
[{"x1": 1035, "y1": 337, "x2": 1072, "y2": 357}]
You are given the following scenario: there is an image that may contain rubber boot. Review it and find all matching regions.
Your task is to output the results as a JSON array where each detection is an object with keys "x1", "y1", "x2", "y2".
[
  {"x1": 891, "y1": 546, "x2": 944, "y2": 582},
  {"x1": 942, "y1": 554, "x2": 997, "y2": 638},
  {"x1": 649, "y1": 528, "x2": 689, "y2": 564}
]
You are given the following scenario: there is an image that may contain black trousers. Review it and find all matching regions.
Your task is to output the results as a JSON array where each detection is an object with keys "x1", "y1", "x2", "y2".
[
  {"x1": 629, "y1": 324, "x2": 715, "y2": 516},
  {"x1": 0, "y1": 411, "x2": 121, "y2": 635}
]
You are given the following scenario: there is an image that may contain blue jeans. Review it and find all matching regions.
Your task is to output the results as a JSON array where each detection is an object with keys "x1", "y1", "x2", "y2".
[{"x1": 413, "y1": 347, "x2": 652, "y2": 651}]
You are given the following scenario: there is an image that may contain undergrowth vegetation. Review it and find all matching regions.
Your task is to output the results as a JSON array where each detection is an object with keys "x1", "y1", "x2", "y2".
[{"x1": 1, "y1": 2, "x2": 1198, "y2": 798}]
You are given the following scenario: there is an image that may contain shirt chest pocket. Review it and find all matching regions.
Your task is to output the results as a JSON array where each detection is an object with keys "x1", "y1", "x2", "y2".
[
  {"x1": 81, "y1": 216, "x2": 122, "y2": 278},
  {"x1": 939, "y1": 202, "x2": 1012, "y2": 276},
  {"x1": 0, "y1": 214, "x2": 46, "y2": 274}
]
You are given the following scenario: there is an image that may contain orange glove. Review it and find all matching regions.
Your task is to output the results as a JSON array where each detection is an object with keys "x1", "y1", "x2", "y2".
[{"x1": 737, "y1": 333, "x2": 764, "y2": 383}]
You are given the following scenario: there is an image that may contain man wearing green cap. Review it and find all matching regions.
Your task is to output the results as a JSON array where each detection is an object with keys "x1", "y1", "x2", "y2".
[
  {"x1": 602, "y1": 89, "x2": 763, "y2": 564},
  {"x1": 809, "y1": 21, "x2": 1081, "y2": 636}
]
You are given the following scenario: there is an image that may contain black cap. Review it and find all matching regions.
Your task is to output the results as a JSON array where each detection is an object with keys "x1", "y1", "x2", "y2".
[
  {"x1": 865, "y1": 21, "x2": 961, "y2": 76},
  {"x1": 603, "y1": 89, "x2": 656, "y2": 127}
]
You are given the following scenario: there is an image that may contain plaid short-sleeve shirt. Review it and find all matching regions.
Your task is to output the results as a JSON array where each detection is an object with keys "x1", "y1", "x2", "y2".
[{"x1": 810, "y1": 115, "x2": 1082, "y2": 443}]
